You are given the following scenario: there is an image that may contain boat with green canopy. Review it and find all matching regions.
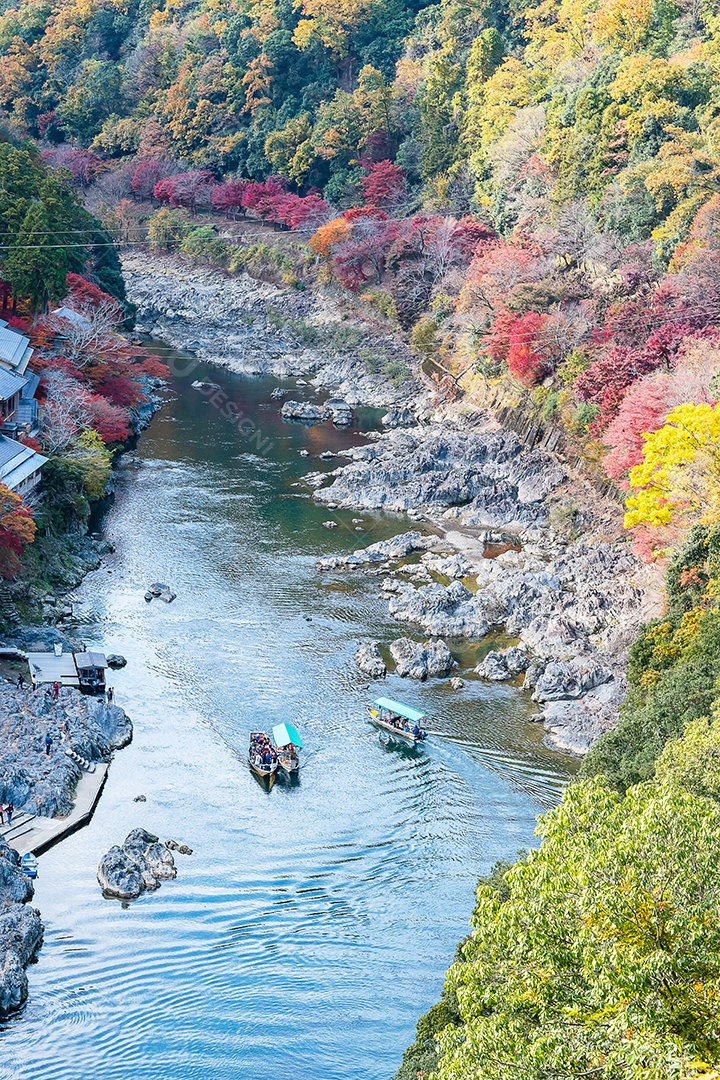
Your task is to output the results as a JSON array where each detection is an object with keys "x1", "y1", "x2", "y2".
[
  {"x1": 368, "y1": 698, "x2": 428, "y2": 744},
  {"x1": 272, "y1": 722, "x2": 303, "y2": 773}
]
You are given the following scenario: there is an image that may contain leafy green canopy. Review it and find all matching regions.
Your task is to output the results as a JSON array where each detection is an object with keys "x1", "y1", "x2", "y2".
[
  {"x1": 582, "y1": 524, "x2": 720, "y2": 793},
  {"x1": 429, "y1": 777, "x2": 720, "y2": 1080},
  {"x1": 0, "y1": 141, "x2": 125, "y2": 310}
]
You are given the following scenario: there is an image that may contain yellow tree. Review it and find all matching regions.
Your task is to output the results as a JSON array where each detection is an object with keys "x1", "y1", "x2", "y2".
[
  {"x1": 292, "y1": 0, "x2": 376, "y2": 60},
  {"x1": 592, "y1": 0, "x2": 654, "y2": 51},
  {"x1": 625, "y1": 401, "x2": 720, "y2": 533}
]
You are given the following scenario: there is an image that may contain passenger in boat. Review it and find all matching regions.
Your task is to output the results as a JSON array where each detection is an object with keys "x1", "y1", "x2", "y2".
[{"x1": 412, "y1": 724, "x2": 421, "y2": 737}]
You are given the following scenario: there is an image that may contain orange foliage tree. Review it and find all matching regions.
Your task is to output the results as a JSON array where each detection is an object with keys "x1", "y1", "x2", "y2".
[{"x1": 0, "y1": 483, "x2": 36, "y2": 578}]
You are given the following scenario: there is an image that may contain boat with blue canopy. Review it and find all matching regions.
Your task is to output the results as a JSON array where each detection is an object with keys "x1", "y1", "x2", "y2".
[
  {"x1": 368, "y1": 697, "x2": 428, "y2": 743},
  {"x1": 272, "y1": 722, "x2": 303, "y2": 773},
  {"x1": 20, "y1": 852, "x2": 38, "y2": 878}
]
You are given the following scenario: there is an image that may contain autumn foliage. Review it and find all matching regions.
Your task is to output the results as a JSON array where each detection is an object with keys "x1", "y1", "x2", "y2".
[{"x1": 0, "y1": 482, "x2": 35, "y2": 578}]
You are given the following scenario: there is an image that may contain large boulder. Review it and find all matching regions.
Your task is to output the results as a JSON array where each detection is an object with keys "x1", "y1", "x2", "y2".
[
  {"x1": 532, "y1": 659, "x2": 613, "y2": 702},
  {"x1": 281, "y1": 400, "x2": 330, "y2": 424},
  {"x1": 98, "y1": 829, "x2": 177, "y2": 901},
  {"x1": 387, "y1": 580, "x2": 490, "y2": 639},
  {"x1": 389, "y1": 637, "x2": 456, "y2": 680},
  {"x1": 324, "y1": 398, "x2": 354, "y2": 426},
  {"x1": 477, "y1": 645, "x2": 531, "y2": 680},
  {"x1": 317, "y1": 530, "x2": 434, "y2": 570},
  {"x1": 354, "y1": 642, "x2": 387, "y2": 678},
  {"x1": 381, "y1": 407, "x2": 417, "y2": 429}
]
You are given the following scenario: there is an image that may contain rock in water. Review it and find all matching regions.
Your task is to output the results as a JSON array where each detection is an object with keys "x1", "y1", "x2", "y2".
[
  {"x1": 324, "y1": 399, "x2": 354, "y2": 427},
  {"x1": 106, "y1": 653, "x2": 127, "y2": 669},
  {"x1": 148, "y1": 582, "x2": 170, "y2": 597},
  {"x1": 354, "y1": 641, "x2": 387, "y2": 678},
  {"x1": 389, "y1": 637, "x2": 456, "y2": 680},
  {"x1": 476, "y1": 645, "x2": 529, "y2": 682},
  {"x1": 281, "y1": 400, "x2": 330, "y2": 424},
  {"x1": 98, "y1": 828, "x2": 177, "y2": 900}
]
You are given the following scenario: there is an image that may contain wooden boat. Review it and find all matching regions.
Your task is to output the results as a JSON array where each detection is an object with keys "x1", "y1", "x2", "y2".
[
  {"x1": 273, "y1": 722, "x2": 302, "y2": 773},
  {"x1": 20, "y1": 852, "x2": 38, "y2": 879},
  {"x1": 368, "y1": 697, "x2": 429, "y2": 744},
  {"x1": 249, "y1": 732, "x2": 278, "y2": 779}
]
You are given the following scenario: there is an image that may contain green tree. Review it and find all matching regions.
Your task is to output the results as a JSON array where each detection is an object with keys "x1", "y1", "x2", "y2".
[
  {"x1": 432, "y1": 777, "x2": 720, "y2": 1080},
  {"x1": 3, "y1": 202, "x2": 69, "y2": 316},
  {"x1": 147, "y1": 208, "x2": 191, "y2": 251}
]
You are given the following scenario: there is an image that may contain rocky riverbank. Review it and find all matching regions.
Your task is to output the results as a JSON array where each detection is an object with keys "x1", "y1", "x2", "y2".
[
  {"x1": 0, "y1": 836, "x2": 43, "y2": 1019},
  {"x1": 0, "y1": 678, "x2": 132, "y2": 817},
  {"x1": 312, "y1": 413, "x2": 662, "y2": 753},
  {"x1": 122, "y1": 252, "x2": 663, "y2": 754},
  {"x1": 0, "y1": 667, "x2": 132, "y2": 1017},
  {"x1": 122, "y1": 250, "x2": 423, "y2": 408}
]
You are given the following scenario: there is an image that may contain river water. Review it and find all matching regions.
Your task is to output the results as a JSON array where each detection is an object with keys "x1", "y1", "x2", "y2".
[{"x1": 0, "y1": 358, "x2": 575, "y2": 1080}]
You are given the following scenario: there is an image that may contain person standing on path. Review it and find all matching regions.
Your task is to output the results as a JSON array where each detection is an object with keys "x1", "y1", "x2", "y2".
[
  {"x1": 0, "y1": 805, "x2": 4, "y2": 825},
  {"x1": 52, "y1": 681, "x2": 59, "y2": 700},
  {"x1": 106, "y1": 686, "x2": 114, "y2": 705},
  {"x1": 6, "y1": 804, "x2": 13, "y2": 825},
  {"x1": 16, "y1": 673, "x2": 24, "y2": 689},
  {"x1": 45, "y1": 732, "x2": 52, "y2": 756}
]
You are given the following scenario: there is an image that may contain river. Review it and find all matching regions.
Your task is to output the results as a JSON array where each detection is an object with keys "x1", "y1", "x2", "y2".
[{"x1": 0, "y1": 356, "x2": 575, "y2": 1080}]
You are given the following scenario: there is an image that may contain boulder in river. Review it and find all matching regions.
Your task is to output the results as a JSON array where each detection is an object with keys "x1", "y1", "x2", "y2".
[
  {"x1": 354, "y1": 641, "x2": 387, "y2": 678},
  {"x1": 106, "y1": 654, "x2": 127, "y2": 669},
  {"x1": 281, "y1": 400, "x2": 329, "y2": 424},
  {"x1": 476, "y1": 645, "x2": 530, "y2": 682},
  {"x1": 146, "y1": 583, "x2": 176, "y2": 603},
  {"x1": 324, "y1": 398, "x2": 354, "y2": 427},
  {"x1": 532, "y1": 658, "x2": 612, "y2": 702},
  {"x1": 97, "y1": 829, "x2": 177, "y2": 901},
  {"x1": 389, "y1": 637, "x2": 456, "y2": 680},
  {"x1": 316, "y1": 530, "x2": 435, "y2": 570}
]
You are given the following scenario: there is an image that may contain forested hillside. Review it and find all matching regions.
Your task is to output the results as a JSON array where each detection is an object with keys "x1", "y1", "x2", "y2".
[
  {"x1": 0, "y1": 0, "x2": 718, "y2": 557},
  {"x1": 5, "y1": 0, "x2": 720, "y2": 1074}
]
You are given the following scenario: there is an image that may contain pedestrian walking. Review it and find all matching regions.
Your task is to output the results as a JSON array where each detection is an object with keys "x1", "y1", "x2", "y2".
[
  {"x1": 106, "y1": 686, "x2": 114, "y2": 705},
  {"x1": 16, "y1": 672, "x2": 24, "y2": 689},
  {"x1": 0, "y1": 805, "x2": 4, "y2": 825},
  {"x1": 45, "y1": 732, "x2": 52, "y2": 756},
  {"x1": 52, "y1": 681, "x2": 59, "y2": 700},
  {"x1": 6, "y1": 803, "x2": 13, "y2": 825}
]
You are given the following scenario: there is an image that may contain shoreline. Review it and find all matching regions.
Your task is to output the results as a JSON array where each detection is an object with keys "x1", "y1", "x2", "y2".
[
  {"x1": 123, "y1": 247, "x2": 663, "y2": 755},
  {"x1": 0, "y1": 677, "x2": 132, "y2": 1019}
]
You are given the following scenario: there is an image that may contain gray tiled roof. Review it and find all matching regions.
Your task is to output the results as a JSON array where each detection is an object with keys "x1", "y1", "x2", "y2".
[
  {"x1": 0, "y1": 367, "x2": 27, "y2": 401},
  {"x1": 0, "y1": 324, "x2": 33, "y2": 374},
  {"x1": 0, "y1": 434, "x2": 25, "y2": 469}
]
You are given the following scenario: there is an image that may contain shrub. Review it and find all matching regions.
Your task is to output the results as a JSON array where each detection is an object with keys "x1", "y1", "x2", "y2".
[
  {"x1": 384, "y1": 359, "x2": 410, "y2": 386},
  {"x1": 147, "y1": 208, "x2": 191, "y2": 251},
  {"x1": 180, "y1": 226, "x2": 229, "y2": 265}
]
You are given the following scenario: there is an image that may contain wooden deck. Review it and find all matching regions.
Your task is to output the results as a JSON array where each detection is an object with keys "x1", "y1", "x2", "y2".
[{"x1": 0, "y1": 764, "x2": 109, "y2": 857}]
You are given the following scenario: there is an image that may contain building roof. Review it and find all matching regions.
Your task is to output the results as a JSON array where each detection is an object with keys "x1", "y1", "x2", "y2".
[
  {"x1": 20, "y1": 371, "x2": 39, "y2": 400},
  {"x1": 75, "y1": 651, "x2": 107, "y2": 670},
  {"x1": 52, "y1": 306, "x2": 91, "y2": 330},
  {"x1": 0, "y1": 368, "x2": 27, "y2": 401},
  {"x1": 0, "y1": 434, "x2": 47, "y2": 490},
  {"x1": 0, "y1": 321, "x2": 33, "y2": 375}
]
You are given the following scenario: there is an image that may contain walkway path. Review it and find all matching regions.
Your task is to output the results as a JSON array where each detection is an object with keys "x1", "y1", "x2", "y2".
[{"x1": 0, "y1": 764, "x2": 109, "y2": 857}]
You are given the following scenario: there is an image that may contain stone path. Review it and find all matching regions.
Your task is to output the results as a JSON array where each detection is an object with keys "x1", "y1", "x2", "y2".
[{"x1": 0, "y1": 764, "x2": 109, "y2": 857}]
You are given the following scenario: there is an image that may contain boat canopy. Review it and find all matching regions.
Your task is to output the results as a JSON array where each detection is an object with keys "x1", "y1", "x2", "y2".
[
  {"x1": 373, "y1": 698, "x2": 427, "y2": 724},
  {"x1": 273, "y1": 722, "x2": 303, "y2": 748}
]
